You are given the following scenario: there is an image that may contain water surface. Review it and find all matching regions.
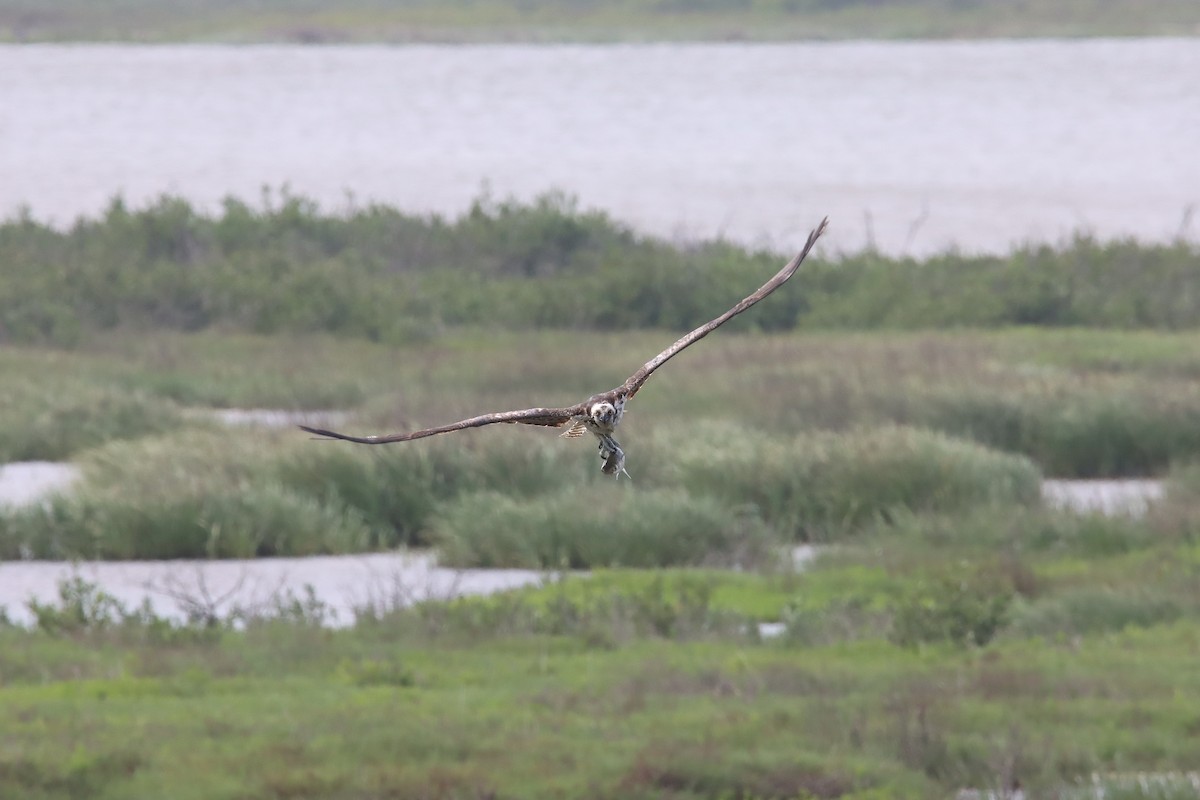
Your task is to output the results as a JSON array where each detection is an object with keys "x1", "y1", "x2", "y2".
[
  {"x1": 0, "y1": 551, "x2": 543, "y2": 627},
  {"x1": 3, "y1": 40, "x2": 1197, "y2": 255}
]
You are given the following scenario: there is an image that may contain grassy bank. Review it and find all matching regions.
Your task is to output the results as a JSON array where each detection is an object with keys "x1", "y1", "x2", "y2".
[{"x1": 3, "y1": 0, "x2": 1198, "y2": 42}]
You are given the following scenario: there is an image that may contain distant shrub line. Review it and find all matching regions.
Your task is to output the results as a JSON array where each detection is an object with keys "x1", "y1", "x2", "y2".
[{"x1": 2, "y1": 191, "x2": 1197, "y2": 345}]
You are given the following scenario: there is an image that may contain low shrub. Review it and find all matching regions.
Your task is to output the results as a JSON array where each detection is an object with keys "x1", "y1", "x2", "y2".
[{"x1": 890, "y1": 571, "x2": 1013, "y2": 648}]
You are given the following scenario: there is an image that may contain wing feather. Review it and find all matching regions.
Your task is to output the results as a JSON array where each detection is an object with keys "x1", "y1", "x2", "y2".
[
  {"x1": 618, "y1": 217, "x2": 828, "y2": 398},
  {"x1": 299, "y1": 405, "x2": 585, "y2": 445}
]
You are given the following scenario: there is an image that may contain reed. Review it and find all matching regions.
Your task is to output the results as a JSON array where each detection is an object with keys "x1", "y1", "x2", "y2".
[
  {"x1": 0, "y1": 381, "x2": 183, "y2": 462},
  {"x1": 0, "y1": 430, "x2": 369, "y2": 559},
  {"x1": 275, "y1": 430, "x2": 591, "y2": 548},
  {"x1": 673, "y1": 424, "x2": 1042, "y2": 541},
  {"x1": 1007, "y1": 587, "x2": 1183, "y2": 639},
  {"x1": 431, "y1": 486, "x2": 775, "y2": 569}
]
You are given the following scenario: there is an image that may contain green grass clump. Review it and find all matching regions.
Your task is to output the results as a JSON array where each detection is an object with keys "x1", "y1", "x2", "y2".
[
  {"x1": 498, "y1": 568, "x2": 809, "y2": 622},
  {"x1": 675, "y1": 424, "x2": 1042, "y2": 540},
  {"x1": 276, "y1": 429, "x2": 595, "y2": 547},
  {"x1": 1008, "y1": 588, "x2": 1183, "y2": 639},
  {"x1": 1145, "y1": 463, "x2": 1200, "y2": 541},
  {"x1": 399, "y1": 571, "x2": 757, "y2": 644},
  {"x1": 920, "y1": 387, "x2": 1200, "y2": 478},
  {"x1": 0, "y1": 430, "x2": 372, "y2": 559},
  {"x1": 0, "y1": 382, "x2": 183, "y2": 462},
  {"x1": 869, "y1": 506, "x2": 1159, "y2": 560},
  {"x1": 4, "y1": 479, "x2": 371, "y2": 560},
  {"x1": 432, "y1": 486, "x2": 774, "y2": 569}
]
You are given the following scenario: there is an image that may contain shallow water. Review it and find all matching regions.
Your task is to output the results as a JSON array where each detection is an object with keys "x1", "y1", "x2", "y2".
[
  {"x1": 209, "y1": 408, "x2": 347, "y2": 428},
  {"x1": 0, "y1": 551, "x2": 544, "y2": 627},
  {"x1": 3, "y1": 40, "x2": 1197, "y2": 255},
  {"x1": 1041, "y1": 478, "x2": 1164, "y2": 516},
  {"x1": 0, "y1": 461, "x2": 78, "y2": 508}
]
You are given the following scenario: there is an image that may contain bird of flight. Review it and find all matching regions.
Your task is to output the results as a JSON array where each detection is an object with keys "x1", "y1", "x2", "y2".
[{"x1": 301, "y1": 217, "x2": 829, "y2": 478}]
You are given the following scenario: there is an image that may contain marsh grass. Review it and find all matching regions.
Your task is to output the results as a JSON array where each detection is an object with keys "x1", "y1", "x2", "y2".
[
  {"x1": 1144, "y1": 463, "x2": 1200, "y2": 543},
  {"x1": 0, "y1": 430, "x2": 371, "y2": 559},
  {"x1": 3, "y1": 326, "x2": 1199, "y2": 564},
  {"x1": 277, "y1": 429, "x2": 593, "y2": 547},
  {"x1": 919, "y1": 387, "x2": 1200, "y2": 478},
  {"x1": 1008, "y1": 588, "x2": 1183, "y2": 639},
  {"x1": 432, "y1": 486, "x2": 774, "y2": 569},
  {"x1": 397, "y1": 571, "x2": 758, "y2": 646},
  {"x1": 674, "y1": 424, "x2": 1042, "y2": 541},
  {"x1": 869, "y1": 506, "x2": 1160, "y2": 559},
  {"x1": 1, "y1": 381, "x2": 1054, "y2": 563},
  {"x1": 0, "y1": 380, "x2": 183, "y2": 462},
  {"x1": 6, "y1": 491, "x2": 1200, "y2": 800},
  {"x1": 3, "y1": 608, "x2": 1199, "y2": 799},
  {"x1": 8, "y1": 327, "x2": 1200, "y2": 475},
  {"x1": 4, "y1": 479, "x2": 373, "y2": 560}
]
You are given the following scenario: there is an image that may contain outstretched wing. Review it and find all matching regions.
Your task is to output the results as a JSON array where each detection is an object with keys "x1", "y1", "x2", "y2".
[
  {"x1": 617, "y1": 217, "x2": 828, "y2": 399},
  {"x1": 299, "y1": 404, "x2": 586, "y2": 445}
]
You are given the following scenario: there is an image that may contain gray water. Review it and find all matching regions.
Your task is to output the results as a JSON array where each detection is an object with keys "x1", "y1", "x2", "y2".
[
  {"x1": 1041, "y1": 478, "x2": 1164, "y2": 516},
  {"x1": 3, "y1": 40, "x2": 1198, "y2": 255},
  {"x1": 0, "y1": 550, "x2": 546, "y2": 627}
]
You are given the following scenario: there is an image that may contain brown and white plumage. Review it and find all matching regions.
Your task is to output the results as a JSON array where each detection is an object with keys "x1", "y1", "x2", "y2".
[{"x1": 300, "y1": 217, "x2": 828, "y2": 477}]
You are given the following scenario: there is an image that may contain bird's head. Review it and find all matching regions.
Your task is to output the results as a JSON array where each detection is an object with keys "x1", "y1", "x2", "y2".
[{"x1": 589, "y1": 401, "x2": 618, "y2": 427}]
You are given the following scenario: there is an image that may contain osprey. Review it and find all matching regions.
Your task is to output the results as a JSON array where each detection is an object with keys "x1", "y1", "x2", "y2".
[{"x1": 301, "y1": 217, "x2": 828, "y2": 478}]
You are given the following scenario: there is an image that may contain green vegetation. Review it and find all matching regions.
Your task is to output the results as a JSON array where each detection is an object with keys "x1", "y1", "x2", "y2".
[
  {"x1": 432, "y1": 486, "x2": 777, "y2": 569},
  {"x1": 7, "y1": 319, "x2": 1200, "y2": 559},
  {"x1": 0, "y1": 418, "x2": 1039, "y2": 562},
  {"x1": 4, "y1": 194, "x2": 1200, "y2": 349},
  {"x1": 3, "y1": 488, "x2": 1200, "y2": 797},
  {"x1": 2, "y1": 0, "x2": 1198, "y2": 42},
  {"x1": 4, "y1": 194, "x2": 1200, "y2": 798}
]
